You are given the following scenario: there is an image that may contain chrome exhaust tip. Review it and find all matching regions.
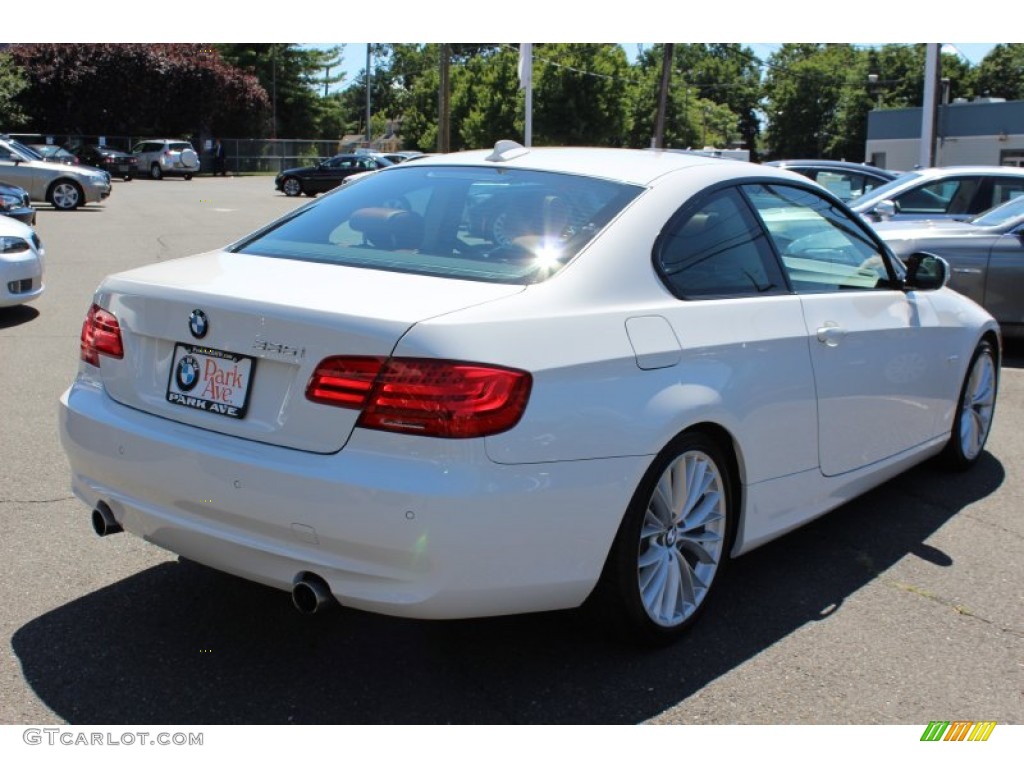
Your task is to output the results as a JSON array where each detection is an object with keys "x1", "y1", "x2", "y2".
[
  {"x1": 291, "y1": 573, "x2": 335, "y2": 615},
  {"x1": 91, "y1": 501, "x2": 123, "y2": 537}
]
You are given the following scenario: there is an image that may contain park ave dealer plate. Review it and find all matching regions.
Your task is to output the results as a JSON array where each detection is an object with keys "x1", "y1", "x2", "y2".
[{"x1": 166, "y1": 343, "x2": 255, "y2": 419}]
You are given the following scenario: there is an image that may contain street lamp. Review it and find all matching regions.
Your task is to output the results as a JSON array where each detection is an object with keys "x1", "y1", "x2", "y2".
[{"x1": 867, "y1": 73, "x2": 882, "y2": 109}]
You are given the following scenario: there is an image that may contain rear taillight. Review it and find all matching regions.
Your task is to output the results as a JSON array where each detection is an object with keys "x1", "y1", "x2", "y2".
[
  {"x1": 306, "y1": 356, "x2": 532, "y2": 438},
  {"x1": 80, "y1": 304, "x2": 124, "y2": 366}
]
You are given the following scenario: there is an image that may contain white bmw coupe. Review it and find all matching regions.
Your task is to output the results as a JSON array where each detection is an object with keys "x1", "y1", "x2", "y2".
[{"x1": 59, "y1": 142, "x2": 1000, "y2": 643}]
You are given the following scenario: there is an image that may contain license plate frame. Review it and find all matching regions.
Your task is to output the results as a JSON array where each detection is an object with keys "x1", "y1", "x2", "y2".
[{"x1": 166, "y1": 343, "x2": 256, "y2": 419}]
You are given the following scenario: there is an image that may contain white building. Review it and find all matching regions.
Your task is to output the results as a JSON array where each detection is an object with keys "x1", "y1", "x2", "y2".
[{"x1": 865, "y1": 98, "x2": 1024, "y2": 171}]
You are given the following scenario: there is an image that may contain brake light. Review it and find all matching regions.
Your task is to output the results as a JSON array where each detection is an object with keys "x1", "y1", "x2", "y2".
[
  {"x1": 80, "y1": 304, "x2": 124, "y2": 366},
  {"x1": 306, "y1": 356, "x2": 532, "y2": 438}
]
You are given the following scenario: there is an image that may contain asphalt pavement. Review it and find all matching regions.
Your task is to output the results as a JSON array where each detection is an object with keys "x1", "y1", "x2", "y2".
[{"x1": 0, "y1": 175, "x2": 1020, "y2": 726}]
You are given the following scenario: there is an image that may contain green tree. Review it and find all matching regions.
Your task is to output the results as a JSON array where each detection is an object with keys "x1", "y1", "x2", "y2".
[
  {"x1": 0, "y1": 52, "x2": 29, "y2": 131},
  {"x1": 452, "y1": 47, "x2": 520, "y2": 150},
  {"x1": 531, "y1": 43, "x2": 632, "y2": 146},
  {"x1": 217, "y1": 44, "x2": 345, "y2": 137},
  {"x1": 969, "y1": 44, "x2": 1024, "y2": 100},
  {"x1": 626, "y1": 44, "x2": 754, "y2": 153},
  {"x1": 764, "y1": 44, "x2": 868, "y2": 160}
]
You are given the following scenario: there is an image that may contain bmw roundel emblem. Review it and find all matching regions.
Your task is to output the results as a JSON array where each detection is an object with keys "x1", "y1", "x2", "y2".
[
  {"x1": 189, "y1": 309, "x2": 208, "y2": 339},
  {"x1": 175, "y1": 355, "x2": 200, "y2": 392}
]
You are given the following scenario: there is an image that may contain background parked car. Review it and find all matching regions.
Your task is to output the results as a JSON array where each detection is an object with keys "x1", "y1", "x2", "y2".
[
  {"x1": 850, "y1": 165, "x2": 1024, "y2": 222},
  {"x1": 0, "y1": 214, "x2": 44, "y2": 307},
  {"x1": 0, "y1": 136, "x2": 112, "y2": 211},
  {"x1": 0, "y1": 181, "x2": 36, "y2": 226},
  {"x1": 275, "y1": 153, "x2": 394, "y2": 197},
  {"x1": 131, "y1": 139, "x2": 200, "y2": 180},
  {"x1": 875, "y1": 194, "x2": 1024, "y2": 338},
  {"x1": 765, "y1": 160, "x2": 898, "y2": 203},
  {"x1": 76, "y1": 145, "x2": 138, "y2": 181},
  {"x1": 29, "y1": 145, "x2": 79, "y2": 165}
]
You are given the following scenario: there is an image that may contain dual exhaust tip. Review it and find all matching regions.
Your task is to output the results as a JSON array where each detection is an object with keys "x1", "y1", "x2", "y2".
[
  {"x1": 91, "y1": 502, "x2": 335, "y2": 616},
  {"x1": 291, "y1": 572, "x2": 336, "y2": 615},
  {"x1": 91, "y1": 502, "x2": 122, "y2": 537}
]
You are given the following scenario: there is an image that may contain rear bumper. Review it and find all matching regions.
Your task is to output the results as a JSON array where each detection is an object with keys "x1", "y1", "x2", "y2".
[{"x1": 59, "y1": 379, "x2": 645, "y2": 619}]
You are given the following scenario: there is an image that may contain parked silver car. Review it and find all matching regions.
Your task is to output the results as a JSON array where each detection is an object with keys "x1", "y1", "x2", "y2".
[
  {"x1": 0, "y1": 136, "x2": 112, "y2": 211},
  {"x1": 850, "y1": 165, "x2": 1024, "y2": 222},
  {"x1": 875, "y1": 194, "x2": 1024, "y2": 338},
  {"x1": 131, "y1": 139, "x2": 200, "y2": 180}
]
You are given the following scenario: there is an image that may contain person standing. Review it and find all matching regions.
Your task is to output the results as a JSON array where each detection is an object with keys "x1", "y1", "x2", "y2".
[{"x1": 213, "y1": 138, "x2": 227, "y2": 176}]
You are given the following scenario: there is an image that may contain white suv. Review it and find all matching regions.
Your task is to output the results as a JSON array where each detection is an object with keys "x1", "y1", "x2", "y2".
[{"x1": 131, "y1": 139, "x2": 200, "y2": 180}]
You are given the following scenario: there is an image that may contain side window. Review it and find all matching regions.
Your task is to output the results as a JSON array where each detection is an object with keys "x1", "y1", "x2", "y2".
[
  {"x1": 897, "y1": 177, "x2": 980, "y2": 215},
  {"x1": 991, "y1": 178, "x2": 1024, "y2": 207},
  {"x1": 744, "y1": 183, "x2": 892, "y2": 293},
  {"x1": 655, "y1": 187, "x2": 784, "y2": 299}
]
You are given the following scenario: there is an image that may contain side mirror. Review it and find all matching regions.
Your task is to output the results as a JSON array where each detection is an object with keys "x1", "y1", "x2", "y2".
[
  {"x1": 873, "y1": 199, "x2": 897, "y2": 219},
  {"x1": 902, "y1": 252, "x2": 950, "y2": 291}
]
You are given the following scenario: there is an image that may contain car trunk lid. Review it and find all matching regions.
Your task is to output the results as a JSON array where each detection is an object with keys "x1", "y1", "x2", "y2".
[{"x1": 91, "y1": 250, "x2": 523, "y2": 453}]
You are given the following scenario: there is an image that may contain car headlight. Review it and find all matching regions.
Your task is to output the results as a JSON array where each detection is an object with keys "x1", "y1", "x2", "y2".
[
  {"x1": 89, "y1": 175, "x2": 108, "y2": 186},
  {"x1": 0, "y1": 193, "x2": 20, "y2": 211},
  {"x1": 0, "y1": 236, "x2": 30, "y2": 254}
]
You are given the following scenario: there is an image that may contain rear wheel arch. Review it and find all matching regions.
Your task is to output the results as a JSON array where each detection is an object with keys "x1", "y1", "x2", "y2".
[{"x1": 589, "y1": 421, "x2": 744, "y2": 644}]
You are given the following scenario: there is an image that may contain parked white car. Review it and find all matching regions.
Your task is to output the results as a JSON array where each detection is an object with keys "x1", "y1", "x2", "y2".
[
  {"x1": 0, "y1": 136, "x2": 112, "y2": 211},
  {"x1": 131, "y1": 139, "x2": 200, "y2": 180},
  {"x1": 59, "y1": 142, "x2": 1000, "y2": 643},
  {"x1": 849, "y1": 165, "x2": 1024, "y2": 222},
  {"x1": 0, "y1": 215, "x2": 44, "y2": 307}
]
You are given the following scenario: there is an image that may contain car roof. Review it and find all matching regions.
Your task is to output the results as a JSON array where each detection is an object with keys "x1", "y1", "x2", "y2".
[
  {"x1": 906, "y1": 165, "x2": 1024, "y2": 176},
  {"x1": 766, "y1": 159, "x2": 896, "y2": 174},
  {"x1": 402, "y1": 143, "x2": 751, "y2": 187}
]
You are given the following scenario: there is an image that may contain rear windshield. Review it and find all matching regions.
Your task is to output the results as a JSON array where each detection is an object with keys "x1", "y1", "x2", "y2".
[
  {"x1": 168, "y1": 143, "x2": 193, "y2": 151},
  {"x1": 232, "y1": 165, "x2": 643, "y2": 284}
]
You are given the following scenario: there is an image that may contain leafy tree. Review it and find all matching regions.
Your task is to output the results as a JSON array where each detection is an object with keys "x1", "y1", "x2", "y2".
[
  {"x1": 0, "y1": 52, "x2": 29, "y2": 131},
  {"x1": 969, "y1": 44, "x2": 1024, "y2": 101},
  {"x1": 217, "y1": 44, "x2": 345, "y2": 137},
  {"x1": 763, "y1": 44, "x2": 867, "y2": 160},
  {"x1": 452, "y1": 47, "x2": 520, "y2": 150},
  {"x1": 531, "y1": 43, "x2": 632, "y2": 146},
  {"x1": 10, "y1": 44, "x2": 268, "y2": 138},
  {"x1": 626, "y1": 44, "x2": 752, "y2": 153}
]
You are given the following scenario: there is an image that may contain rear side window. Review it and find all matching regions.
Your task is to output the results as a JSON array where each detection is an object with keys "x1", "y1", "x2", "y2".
[
  {"x1": 233, "y1": 166, "x2": 642, "y2": 284},
  {"x1": 655, "y1": 186, "x2": 784, "y2": 298},
  {"x1": 895, "y1": 177, "x2": 980, "y2": 215}
]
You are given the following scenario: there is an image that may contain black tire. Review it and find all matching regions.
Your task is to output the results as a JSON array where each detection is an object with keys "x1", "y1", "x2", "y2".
[
  {"x1": 594, "y1": 431, "x2": 736, "y2": 645},
  {"x1": 941, "y1": 339, "x2": 998, "y2": 469},
  {"x1": 47, "y1": 180, "x2": 84, "y2": 211},
  {"x1": 184, "y1": 174, "x2": 193, "y2": 181},
  {"x1": 281, "y1": 176, "x2": 303, "y2": 197},
  {"x1": 150, "y1": 164, "x2": 163, "y2": 180},
  {"x1": 123, "y1": 175, "x2": 132, "y2": 182}
]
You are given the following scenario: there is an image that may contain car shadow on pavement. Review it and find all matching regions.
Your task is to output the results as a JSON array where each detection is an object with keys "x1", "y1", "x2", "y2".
[
  {"x1": 0, "y1": 305, "x2": 40, "y2": 328},
  {"x1": 11, "y1": 454, "x2": 1004, "y2": 724}
]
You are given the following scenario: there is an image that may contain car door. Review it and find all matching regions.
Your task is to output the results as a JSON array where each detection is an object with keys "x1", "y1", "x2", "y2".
[
  {"x1": 745, "y1": 183, "x2": 951, "y2": 477},
  {"x1": 983, "y1": 224, "x2": 1024, "y2": 329},
  {"x1": 312, "y1": 156, "x2": 354, "y2": 192},
  {"x1": 0, "y1": 143, "x2": 43, "y2": 199}
]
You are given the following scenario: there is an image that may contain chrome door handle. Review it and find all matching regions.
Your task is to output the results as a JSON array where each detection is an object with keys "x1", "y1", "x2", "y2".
[{"x1": 816, "y1": 323, "x2": 846, "y2": 347}]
